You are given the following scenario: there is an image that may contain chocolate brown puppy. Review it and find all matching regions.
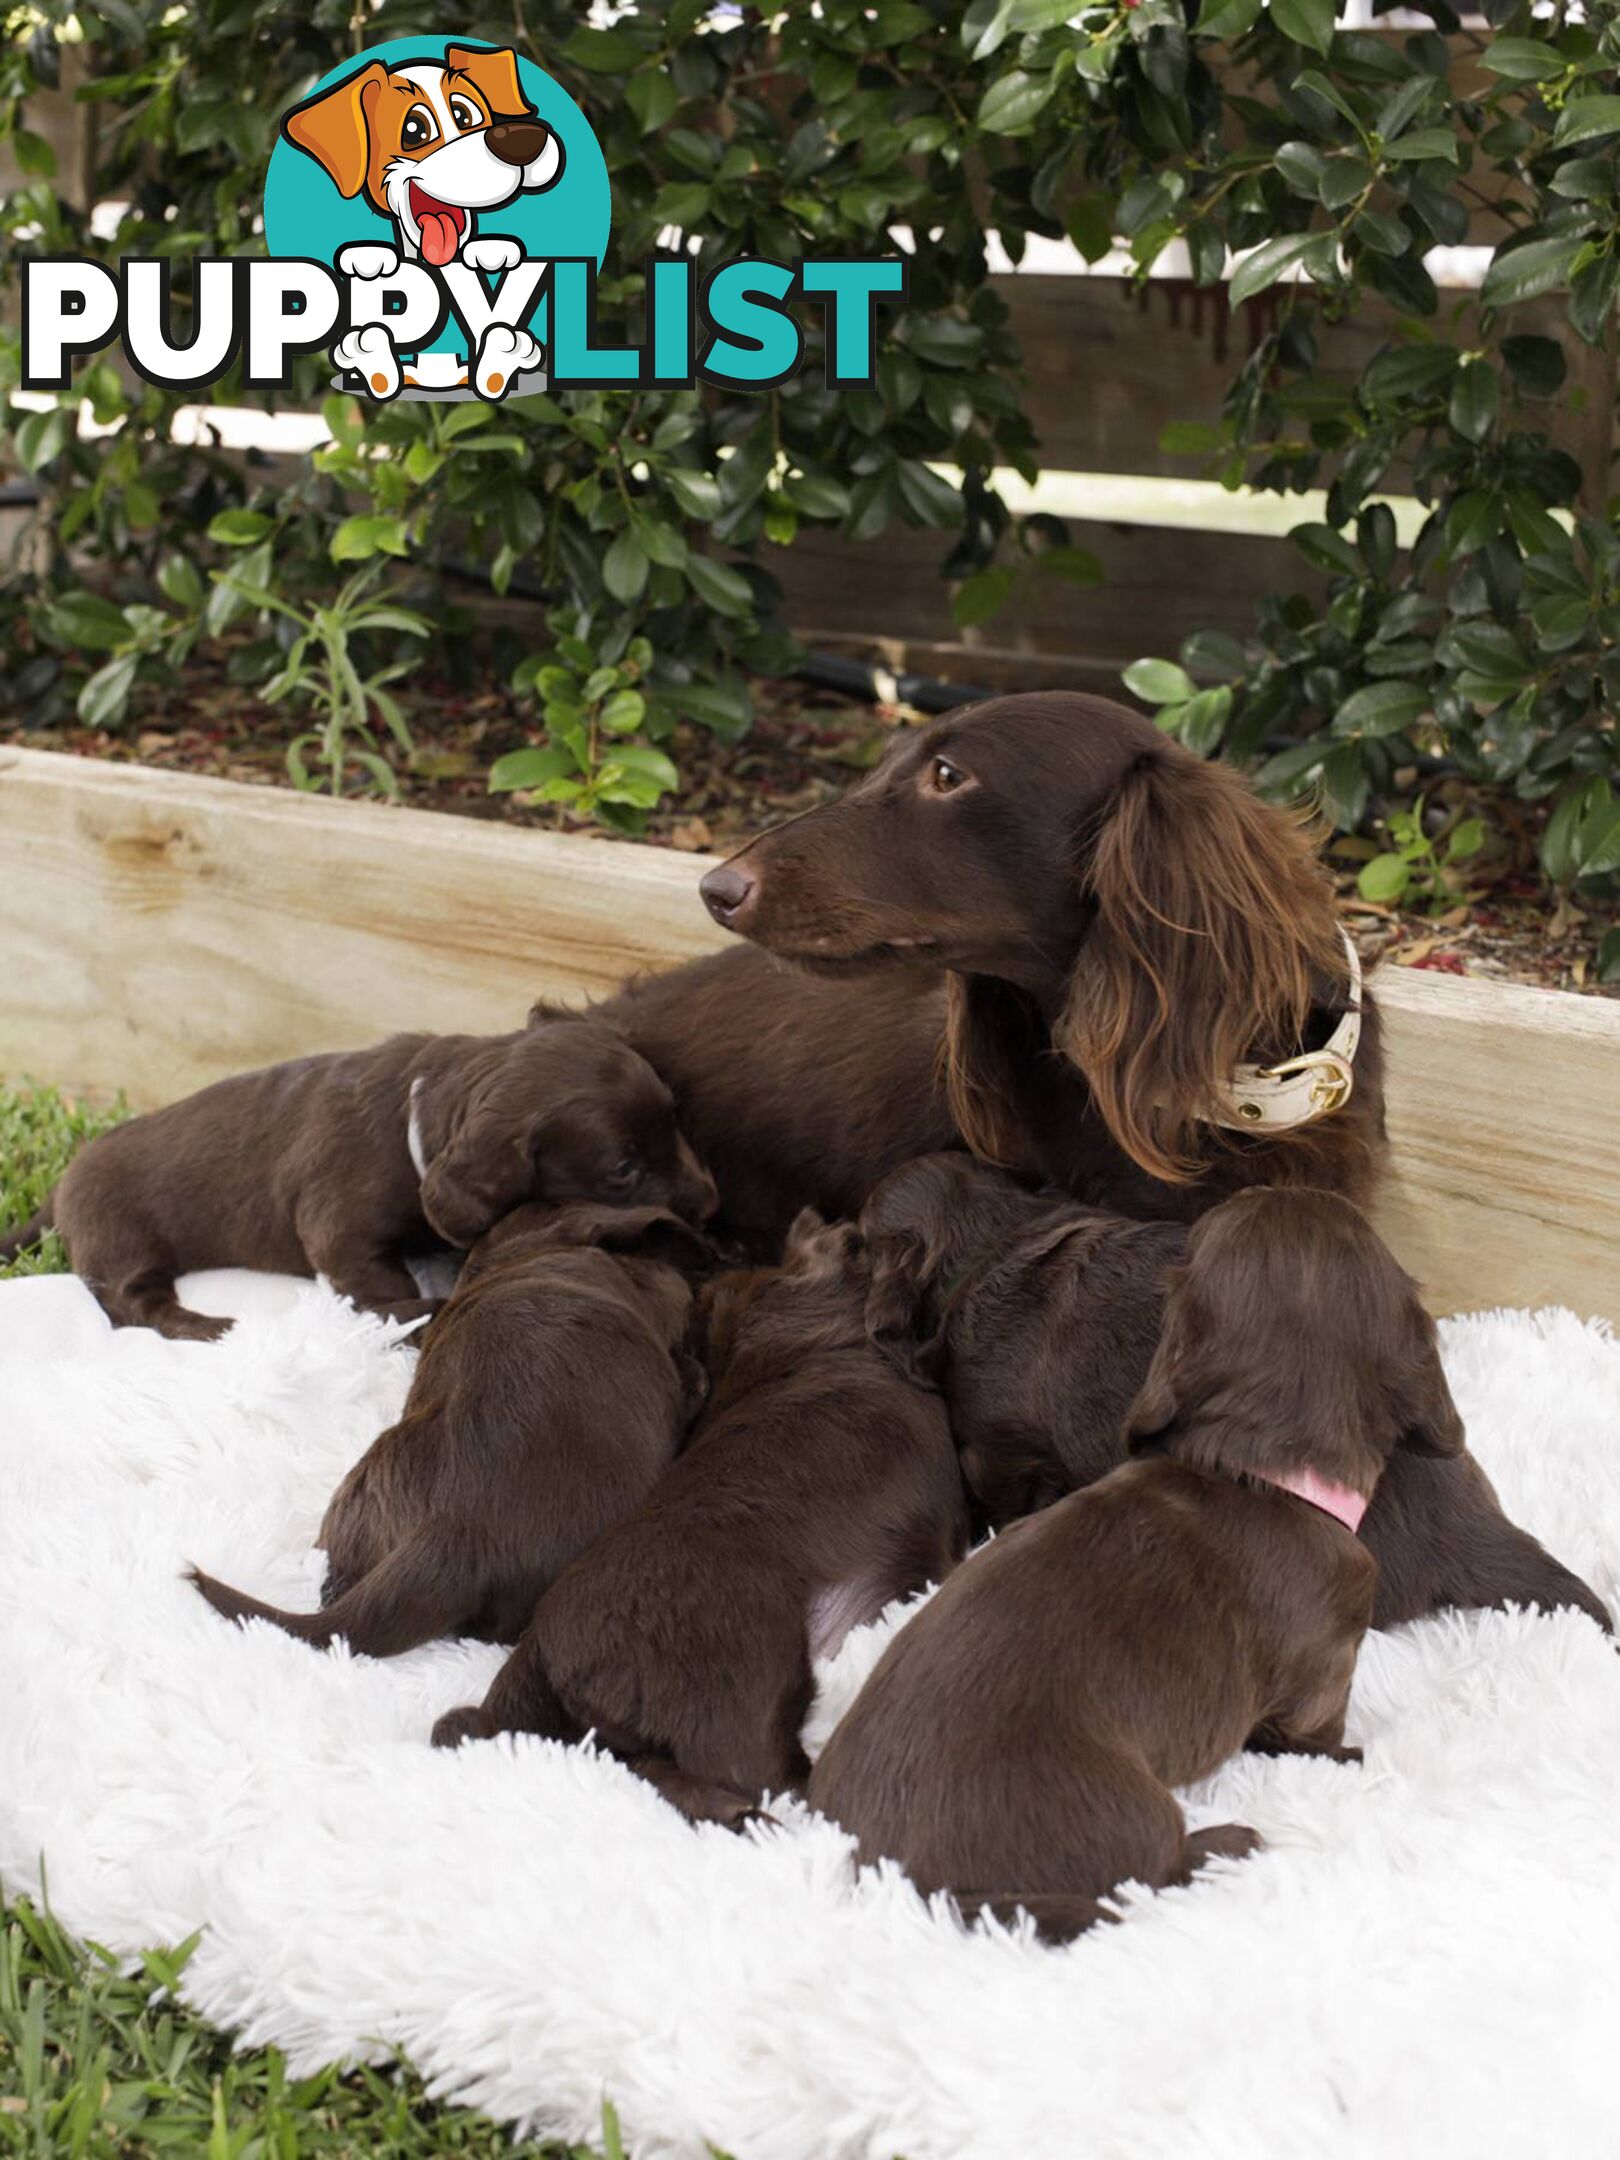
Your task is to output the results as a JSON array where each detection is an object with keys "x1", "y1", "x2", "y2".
[
  {"x1": 810, "y1": 1188, "x2": 1460, "y2": 1944},
  {"x1": 861, "y1": 1153, "x2": 1610, "y2": 1633},
  {"x1": 861, "y1": 1152, "x2": 1187, "y2": 1529},
  {"x1": 431, "y1": 1211, "x2": 969, "y2": 1825},
  {"x1": 189, "y1": 1201, "x2": 712, "y2": 1654},
  {"x1": 1, "y1": 1007, "x2": 717, "y2": 1340}
]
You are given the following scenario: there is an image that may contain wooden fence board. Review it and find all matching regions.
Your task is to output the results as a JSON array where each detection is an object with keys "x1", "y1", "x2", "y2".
[
  {"x1": 2, "y1": 746, "x2": 1616, "y2": 1323},
  {"x1": 998, "y1": 274, "x2": 1615, "y2": 500},
  {"x1": 768, "y1": 518, "x2": 1323, "y2": 670}
]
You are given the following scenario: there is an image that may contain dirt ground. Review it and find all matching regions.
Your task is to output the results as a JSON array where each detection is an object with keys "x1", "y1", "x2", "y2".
[{"x1": 4, "y1": 659, "x2": 1614, "y2": 999}]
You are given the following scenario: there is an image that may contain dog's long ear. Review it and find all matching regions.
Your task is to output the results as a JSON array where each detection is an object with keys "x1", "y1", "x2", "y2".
[
  {"x1": 283, "y1": 62, "x2": 388, "y2": 199},
  {"x1": 1058, "y1": 749, "x2": 1344, "y2": 1184},
  {"x1": 1392, "y1": 1306, "x2": 1467, "y2": 1457},
  {"x1": 1123, "y1": 1268, "x2": 1193, "y2": 1452},
  {"x1": 446, "y1": 44, "x2": 534, "y2": 120},
  {"x1": 417, "y1": 1099, "x2": 533, "y2": 1249},
  {"x1": 941, "y1": 974, "x2": 1042, "y2": 1170},
  {"x1": 863, "y1": 1228, "x2": 941, "y2": 1385}
]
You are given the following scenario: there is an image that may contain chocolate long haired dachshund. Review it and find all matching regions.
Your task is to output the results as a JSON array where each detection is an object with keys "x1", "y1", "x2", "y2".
[
  {"x1": 860, "y1": 1153, "x2": 1609, "y2": 1634},
  {"x1": 431, "y1": 1211, "x2": 968, "y2": 1825},
  {"x1": 689, "y1": 691, "x2": 1382, "y2": 1220},
  {"x1": 810, "y1": 1190, "x2": 1463, "y2": 1944}
]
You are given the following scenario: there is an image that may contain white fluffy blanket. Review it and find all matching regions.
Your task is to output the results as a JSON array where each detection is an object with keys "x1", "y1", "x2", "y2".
[{"x1": 3, "y1": 1269, "x2": 1619, "y2": 2160}]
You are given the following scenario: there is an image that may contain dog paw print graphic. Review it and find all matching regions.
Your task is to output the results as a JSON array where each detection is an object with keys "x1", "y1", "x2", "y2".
[{"x1": 265, "y1": 38, "x2": 610, "y2": 402}]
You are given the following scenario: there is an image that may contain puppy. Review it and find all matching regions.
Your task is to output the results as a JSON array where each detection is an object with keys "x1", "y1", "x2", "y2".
[
  {"x1": 810, "y1": 1188, "x2": 1458, "y2": 1943},
  {"x1": 862, "y1": 1153, "x2": 1610, "y2": 1634},
  {"x1": 2, "y1": 1008, "x2": 717, "y2": 1341},
  {"x1": 285, "y1": 44, "x2": 563, "y2": 396},
  {"x1": 862, "y1": 1152, "x2": 1187, "y2": 1529},
  {"x1": 431, "y1": 1211, "x2": 969, "y2": 1826},
  {"x1": 189, "y1": 1201, "x2": 712, "y2": 1654}
]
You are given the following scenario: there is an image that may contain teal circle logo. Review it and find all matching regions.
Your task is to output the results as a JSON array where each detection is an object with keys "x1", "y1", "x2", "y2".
[{"x1": 263, "y1": 38, "x2": 610, "y2": 397}]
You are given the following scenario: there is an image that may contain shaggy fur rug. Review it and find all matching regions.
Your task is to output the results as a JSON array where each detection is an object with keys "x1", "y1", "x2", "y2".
[{"x1": 2, "y1": 1268, "x2": 1618, "y2": 2160}]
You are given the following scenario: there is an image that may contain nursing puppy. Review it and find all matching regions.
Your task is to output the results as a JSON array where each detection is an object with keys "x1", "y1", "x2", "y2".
[
  {"x1": 431, "y1": 1211, "x2": 969, "y2": 1825},
  {"x1": 862, "y1": 1153, "x2": 1610, "y2": 1634},
  {"x1": 1, "y1": 1008, "x2": 717, "y2": 1341},
  {"x1": 862, "y1": 1153, "x2": 1187, "y2": 1529},
  {"x1": 810, "y1": 1188, "x2": 1455, "y2": 1943},
  {"x1": 190, "y1": 1201, "x2": 712, "y2": 1654}
]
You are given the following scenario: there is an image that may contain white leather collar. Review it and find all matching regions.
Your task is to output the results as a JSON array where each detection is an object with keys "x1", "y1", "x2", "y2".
[
  {"x1": 406, "y1": 1075, "x2": 429, "y2": 1180},
  {"x1": 1211, "y1": 929, "x2": 1363, "y2": 1134}
]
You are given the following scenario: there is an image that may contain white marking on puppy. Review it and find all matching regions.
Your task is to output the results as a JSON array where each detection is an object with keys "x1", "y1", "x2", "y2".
[{"x1": 406, "y1": 1075, "x2": 429, "y2": 1181}]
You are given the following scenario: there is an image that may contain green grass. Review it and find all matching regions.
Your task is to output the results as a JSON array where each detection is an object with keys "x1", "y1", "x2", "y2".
[
  {"x1": 0, "y1": 1081, "x2": 122, "y2": 1275},
  {"x1": 0, "y1": 1081, "x2": 596, "y2": 2159}
]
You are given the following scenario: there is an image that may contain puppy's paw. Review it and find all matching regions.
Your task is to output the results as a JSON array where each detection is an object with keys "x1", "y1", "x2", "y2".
[
  {"x1": 337, "y1": 242, "x2": 401, "y2": 281},
  {"x1": 332, "y1": 324, "x2": 401, "y2": 400},
  {"x1": 461, "y1": 235, "x2": 523, "y2": 275},
  {"x1": 1185, "y1": 1822, "x2": 1263, "y2": 1871},
  {"x1": 431, "y1": 1705, "x2": 495, "y2": 1749},
  {"x1": 474, "y1": 323, "x2": 542, "y2": 401}
]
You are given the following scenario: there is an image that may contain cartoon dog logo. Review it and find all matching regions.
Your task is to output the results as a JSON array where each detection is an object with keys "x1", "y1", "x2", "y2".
[{"x1": 282, "y1": 44, "x2": 564, "y2": 396}]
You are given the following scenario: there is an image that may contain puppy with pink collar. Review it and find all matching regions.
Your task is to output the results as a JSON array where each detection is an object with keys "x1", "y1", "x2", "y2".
[{"x1": 811, "y1": 1186, "x2": 1463, "y2": 1943}]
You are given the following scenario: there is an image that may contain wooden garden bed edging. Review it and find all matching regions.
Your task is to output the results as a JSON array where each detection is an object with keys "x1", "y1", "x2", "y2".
[{"x1": 2, "y1": 744, "x2": 1617, "y2": 1325}]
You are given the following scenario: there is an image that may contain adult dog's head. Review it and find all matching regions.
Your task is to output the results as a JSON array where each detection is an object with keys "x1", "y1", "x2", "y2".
[
  {"x1": 284, "y1": 45, "x2": 563, "y2": 266},
  {"x1": 698, "y1": 692, "x2": 1348, "y2": 1183}
]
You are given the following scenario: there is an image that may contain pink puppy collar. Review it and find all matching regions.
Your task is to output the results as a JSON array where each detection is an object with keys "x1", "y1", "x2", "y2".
[{"x1": 1250, "y1": 1464, "x2": 1369, "y2": 1535}]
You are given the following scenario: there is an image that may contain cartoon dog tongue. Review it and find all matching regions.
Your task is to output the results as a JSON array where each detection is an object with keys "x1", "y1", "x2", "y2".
[{"x1": 417, "y1": 204, "x2": 461, "y2": 267}]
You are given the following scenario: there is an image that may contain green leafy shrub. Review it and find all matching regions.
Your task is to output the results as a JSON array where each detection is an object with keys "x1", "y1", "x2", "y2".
[
  {"x1": 1112, "y1": 0, "x2": 1619, "y2": 899},
  {"x1": 1, "y1": 0, "x2": 1617, "y2": 866}
]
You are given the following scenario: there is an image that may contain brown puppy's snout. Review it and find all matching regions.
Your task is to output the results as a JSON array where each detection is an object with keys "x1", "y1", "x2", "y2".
[
  {"x1": 699, "y1": 861, "x2": 757, "y2": 929},
  {"x1": 486, "y1": 120, "x2": 552, "y2": 167}
]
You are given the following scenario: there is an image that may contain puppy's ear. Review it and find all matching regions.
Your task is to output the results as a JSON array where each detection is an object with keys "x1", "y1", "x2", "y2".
[
  {"x1": 864, "y1": 1229, "x2": 941, "y2": 1387},
  {"x1": 283, "y1": 62, "x2": 388, "y2": 199},
  {"x1": 446, "y1": 44, "x2": 534, "y2": 120},
  {"x1": 1123, "y1": 1269, "x2": 1192, "y2": 1452},
  {"x1": 786, "y1": 1205, "x2": 827, "y2": 1245},
  {"x1": 1058, "y1": 749, "x2": 1345, "y2": 1184},
  {"x1": 1393, "y1": 1309, "x2": 1467, "y2": 1457},
  {"x1": 418, "y1": 1106, "x2": 532, "y2": 1249}
]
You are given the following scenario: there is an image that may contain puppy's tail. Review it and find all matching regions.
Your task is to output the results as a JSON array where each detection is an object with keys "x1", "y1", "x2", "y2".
[
  {"x1": 0, "y1": 1207, "x2": 50, "y2": 1263},
  {"x1": 955, "y1": 1889, "x2": 1119, "y2": 1945},
  {"x1": 187, "y1": 1529, "x2": 464, "y2": 1659}
]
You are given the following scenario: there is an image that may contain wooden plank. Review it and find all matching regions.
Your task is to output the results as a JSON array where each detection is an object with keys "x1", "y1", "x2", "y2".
[
  {"x1": 997, "y1": 274, "x2": 1611, "y2": 492},
  {"x1": 2, "y1": 747, "x2": 1615, "y2": 1322},
  {"x1": 769, "y1": 518, "x2": 1321, "y2": 667},
  {"x1": 1373, "y1": 970, "x2": 1620, "y2": 1325},
  {"x1": 0, "y1": 745, "x2": 726, "y2": 1109}
]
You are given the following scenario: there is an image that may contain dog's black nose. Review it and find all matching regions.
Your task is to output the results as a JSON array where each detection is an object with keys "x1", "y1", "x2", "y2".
[
  {"x1": 700, "y1": 863, "x2": 756, "y2": 928},
  {"x1": 486, "y1": 120, "x2": 554, "y2": 168}
]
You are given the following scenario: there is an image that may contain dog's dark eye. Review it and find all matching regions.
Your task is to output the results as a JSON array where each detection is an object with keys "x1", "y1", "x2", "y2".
[
  {"x1": 401, "y1": 105, "x2": 436, "y2": 151},
  {"x1": 928, "y1": 755, "x2": 969, "y2": 795},
  {"x1": 608, "y1": 1154, "x2": 640, "y2": 1191},
  {"x1": 448, "y1": 96, "x2": 481, "y2": 131}
]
